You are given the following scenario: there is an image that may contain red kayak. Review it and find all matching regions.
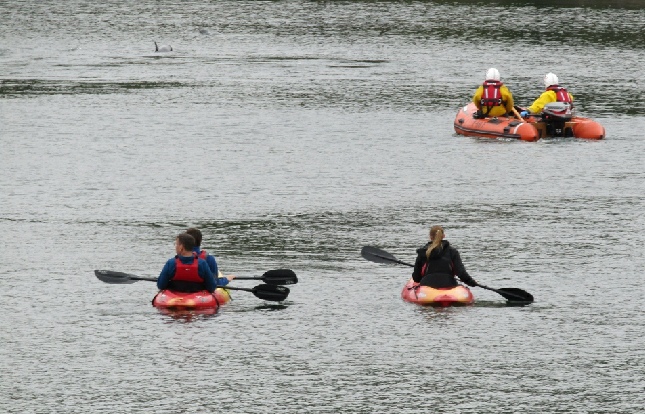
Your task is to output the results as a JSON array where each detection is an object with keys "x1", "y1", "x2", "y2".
[
  {"x1": 152, "y1": 287, "x2": 231, "y2": 312},
  {"x1": 401, "y1": 278, "x2": 474, "y2": 307}
]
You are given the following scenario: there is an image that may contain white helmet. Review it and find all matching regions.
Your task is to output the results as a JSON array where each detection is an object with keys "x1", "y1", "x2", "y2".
[
  {"x1": 544, "y1": 72, "x2": 559, "y2": 88},
  {"x1": 485, "y1": 68, "x2": 500, "y2": 81}
]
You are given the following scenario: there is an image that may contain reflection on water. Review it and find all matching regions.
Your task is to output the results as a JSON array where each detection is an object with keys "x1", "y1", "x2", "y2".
[
  {"x1": 253, "y1": 304, "x2": 290, "y2": 312},
  {"x1": 156, "y1": 308, "x2": 221, "y2": 323}
]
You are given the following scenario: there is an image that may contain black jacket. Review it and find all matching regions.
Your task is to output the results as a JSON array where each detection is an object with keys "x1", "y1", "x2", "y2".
[{"x1": 412, "y1": 240, "x2": 476, "y2": 288}]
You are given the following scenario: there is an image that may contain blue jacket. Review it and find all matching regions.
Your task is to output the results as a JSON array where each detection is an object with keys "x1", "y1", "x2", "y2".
[
  {"x1": 192, "y1": 247, "x2": 219, "y2": 275},
  {"x1": 157, "y1": 255, "x2": 229, "y2": 293}
]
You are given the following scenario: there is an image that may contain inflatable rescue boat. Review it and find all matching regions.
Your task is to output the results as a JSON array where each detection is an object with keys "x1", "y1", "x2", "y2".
[{"x1": 454, "y1": 102, "x2": 605, "y2": 141}]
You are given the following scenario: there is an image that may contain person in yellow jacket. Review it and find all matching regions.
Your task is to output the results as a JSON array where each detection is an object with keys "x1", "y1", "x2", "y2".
[
  {"x1": 521, "y1": 73, "x2": 574, "y2": 116},
  {"x1": 472, "y1": 68, "x2": 515, "y2": 118}
]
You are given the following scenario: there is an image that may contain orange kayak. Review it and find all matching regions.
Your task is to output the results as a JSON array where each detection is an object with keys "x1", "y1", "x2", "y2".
[
  {"x1": 454, "y1": 102, "x2": 605, "y2": 141},
  {"x1": 401, "y1": 278, "x2": 474, "y2": 307}
]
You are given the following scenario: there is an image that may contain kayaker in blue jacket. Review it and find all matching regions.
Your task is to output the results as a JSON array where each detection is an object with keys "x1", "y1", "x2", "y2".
[
  {"x1": 412, "y1": 225, "x2": 478, "y2": 289},
  {"x1": 157, "y1": 233, "x2": 234, "y2": 293},
  {"x1": 186, "y1": 227, "x2": 219, "y2": 275}
]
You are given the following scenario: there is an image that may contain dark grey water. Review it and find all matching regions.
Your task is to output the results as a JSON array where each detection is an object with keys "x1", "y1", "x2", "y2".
[{"x1": 2, "y1": 1, "x2": 644, "y2": 413}]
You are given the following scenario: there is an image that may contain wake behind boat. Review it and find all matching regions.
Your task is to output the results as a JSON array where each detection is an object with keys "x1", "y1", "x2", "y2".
[{"x1": 454, "y1": 102, "x2": 605, "y2": 141}]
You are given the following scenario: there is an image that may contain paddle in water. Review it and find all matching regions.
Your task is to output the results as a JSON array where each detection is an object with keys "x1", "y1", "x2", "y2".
[
  {"x1": 361, "y1": 246, "x2": 534, "y2": 304},
  {"x1": 94, "y1": 270, "x2": 290, "y2": 301},
  {"x1": 474, "y1": 284, "x2": 533, "y2": 303}
]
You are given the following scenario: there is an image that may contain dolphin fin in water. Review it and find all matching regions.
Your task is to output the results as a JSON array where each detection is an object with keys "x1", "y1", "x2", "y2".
[{"x1": 154, "y1": 41, "x2": 172, "y2": 52}]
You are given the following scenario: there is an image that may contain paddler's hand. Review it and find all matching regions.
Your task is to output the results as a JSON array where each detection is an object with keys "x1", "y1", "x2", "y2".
[{"x1": 225, "y1": 275, "x2": 236, "y2": 282}]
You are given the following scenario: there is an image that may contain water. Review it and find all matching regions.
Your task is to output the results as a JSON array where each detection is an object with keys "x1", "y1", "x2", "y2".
[{"x1": 1, "y1": 1, "x2": 644, "y2": 413}]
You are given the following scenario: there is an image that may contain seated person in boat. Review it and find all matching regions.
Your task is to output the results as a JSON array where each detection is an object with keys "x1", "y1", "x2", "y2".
[
  {"x1": 157, "y1": 233, "x2": 234, "y2": 293},
  {"x1": 412, "y1": 225, "x2": 478, "y2": 289},
  {"x1": 472, "y1": 68, "x2": 515, "y2": 118},
  {"x1": 521, "y1": 72, "x2": 574, "y2": 117},
  {"x1": 186, "y1": 227, "x2": 220, "y2": 275}
]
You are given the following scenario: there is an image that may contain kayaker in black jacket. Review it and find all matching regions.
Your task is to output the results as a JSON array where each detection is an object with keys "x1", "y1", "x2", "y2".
[{"x1": 412, "y1": 225, "x2": 478, "y2": 289}]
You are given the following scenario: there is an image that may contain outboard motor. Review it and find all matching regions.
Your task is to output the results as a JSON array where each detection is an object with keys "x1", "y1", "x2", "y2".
[{"x1": 541, "y1": 102, "x2": 573, "y2": 137}]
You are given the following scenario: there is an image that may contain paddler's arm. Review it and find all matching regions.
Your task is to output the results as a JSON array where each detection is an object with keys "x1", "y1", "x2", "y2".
[
  {"x1": 157, "y1": 259, "x2": 175, "y2": 290},
  {"x1": 198, "y1": 260, "x2": 218, "y2": 293},
  {"x1": 215, "y1": 274, "x2": 236, "y2": 287},
  {"x1": 412, "y1": 250, "x2": 425, "y2": 283},
  {"x1": 451, "y1": 249, "x2": 477, "y2": 287},
  {"x1": 206, "y1": 254, "x2": 219, "y2": 275}
]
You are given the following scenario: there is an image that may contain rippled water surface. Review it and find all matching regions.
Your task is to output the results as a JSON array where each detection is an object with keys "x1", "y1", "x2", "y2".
[{"x1": 2, "y1": 1, "x2": 644, "y2": 413}]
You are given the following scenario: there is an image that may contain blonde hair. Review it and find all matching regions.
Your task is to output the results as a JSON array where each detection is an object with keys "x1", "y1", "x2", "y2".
[{"x1": 426, "y1": 225, "x2": 444, "y2": 259}]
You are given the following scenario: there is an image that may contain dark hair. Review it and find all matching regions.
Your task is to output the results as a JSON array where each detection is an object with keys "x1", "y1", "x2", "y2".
[
  {"x1": 176, "y1": 233, "x2": 196, "y2": 251},
  {"x1": 186, "y1": 228, "x2": 203, "y2": 246}
]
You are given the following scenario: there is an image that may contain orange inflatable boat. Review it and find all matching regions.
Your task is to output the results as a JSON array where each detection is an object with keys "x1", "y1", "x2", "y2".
[{"x1": 454, "y1": 102, "x2": 605, "y2": 141}]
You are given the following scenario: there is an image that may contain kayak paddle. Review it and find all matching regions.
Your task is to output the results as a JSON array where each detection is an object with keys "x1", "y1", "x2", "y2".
[
  {"x1": 361, "y1": 246, "x2": 534, "y2": 304},
  {"x1": 94, "y1": 270, "x2": 290, "y2": 302},
  {"x1": 361, "y1": 245, "x2": 414, "y2": 267},
  {"x1": 226, "y1": 284, "x2": 290, "y2": 302},
  {"x1": 94, "y1": 270, "x2": 156, "y2": 283},
  {"x1": 233, "y1": 268, "x2": 298, "y2": 285},
  {"x1": 474, "y1": 284, "x2": 533, "y2": 303}
]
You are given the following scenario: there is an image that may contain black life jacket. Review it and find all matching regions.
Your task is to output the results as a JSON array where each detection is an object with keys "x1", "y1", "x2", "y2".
[
  {"x1": 420, "y1": 246, "x2": 458, "y2": 288},
  {"x1": 546, "y1": 85, "x2": 572, "y2": 103},
  {"x1": 480, "y1": 80, "x2": 505, "y2": 115}
]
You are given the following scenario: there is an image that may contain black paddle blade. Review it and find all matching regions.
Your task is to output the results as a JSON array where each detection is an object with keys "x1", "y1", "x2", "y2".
[
  {"x1": 253, "y1": 284, "x2": 290, "y2": 302},
  {"x1": 261, "y1": 269, "x2": 298, "y2": 285},
  {"x1": 94, "y1": 270, "x2": 137, "y2": 284},
  {"x1": 498, "y1": 288, "x2": 534, "y2": 303},
  {"x1": 361, "y1": 246, "x2": 400, "y2": 264}
]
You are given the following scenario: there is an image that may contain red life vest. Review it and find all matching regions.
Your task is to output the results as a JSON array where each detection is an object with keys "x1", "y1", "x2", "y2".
[
  {"x1": 480, "y1": 80, "x2": 505, "y2": 115},
  {"x1": 547, "y1": 85, "x2": 572, "y2": 103},
  {"x1": 172, "y1": 254, "x2": 202, "y2": 283},
  {"x1": 198, "y1": 249, "x2": 208, "y2": 260}
]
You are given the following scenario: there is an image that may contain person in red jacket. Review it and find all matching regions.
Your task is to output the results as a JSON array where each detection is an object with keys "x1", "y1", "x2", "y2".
[
  {"x1": 412, "y1": 225, "x2": 477, "y2": 289},
  {"x1": 157, "y1": 233, "x2": 234, "y2": 293}
]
